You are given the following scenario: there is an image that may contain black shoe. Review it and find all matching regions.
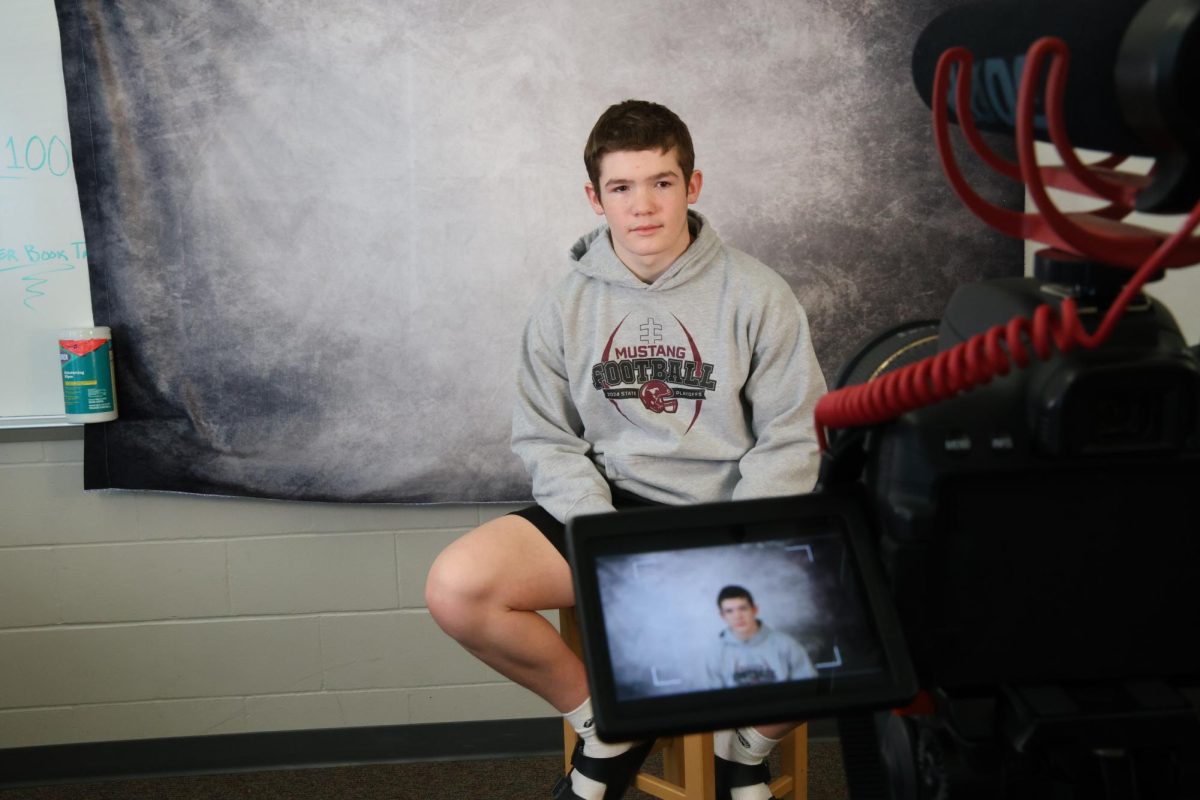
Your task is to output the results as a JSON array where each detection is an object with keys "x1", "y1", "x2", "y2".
[
  {"x1": 715, "y1": 754, "x2": 776, "y2": 800},
  {"x1": 551, "y1": 737, "x2": 655, "y2": 799}
]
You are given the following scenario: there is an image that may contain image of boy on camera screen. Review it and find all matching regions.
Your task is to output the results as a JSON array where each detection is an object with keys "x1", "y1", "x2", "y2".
[
  {"x1": 706, "y1": 584, "x2": 817, "y2": 688},
  {"x1": 593, "y1": 541, "x2": 823, "y2": 700}
]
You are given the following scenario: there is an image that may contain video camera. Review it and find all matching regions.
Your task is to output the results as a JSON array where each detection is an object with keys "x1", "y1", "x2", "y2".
[{"x1": 567, "y1": 0, "x2": 1200, "y2": 796}]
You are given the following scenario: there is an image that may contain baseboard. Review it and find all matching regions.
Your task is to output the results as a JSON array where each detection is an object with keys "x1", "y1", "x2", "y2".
[
  {"x1": 0, "y1": 716, "x2": 841, "y2": 789},
  {"x1": 0, "y1": 716, "x2": 563, "y2": 789}
]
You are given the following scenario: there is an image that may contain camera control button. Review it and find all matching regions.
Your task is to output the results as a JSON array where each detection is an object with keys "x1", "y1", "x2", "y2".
[
  {"x1": 943, "y1": 432, "x2": 971, "y2": 454},
  {"x1": 990, "y1": 432, "x2": 1015, "y2": 453}
]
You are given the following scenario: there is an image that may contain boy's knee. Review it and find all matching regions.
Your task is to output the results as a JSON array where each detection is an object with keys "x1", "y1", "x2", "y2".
[
  {"x1": 424, "y1": 548, "x2": 462, "y2": 615},
  {"x1": 425, "y1": 540, "x2": 491, "y2": 635},
  {"x1": 426, "y1": 515, "x2": 566, "y2": 639}
]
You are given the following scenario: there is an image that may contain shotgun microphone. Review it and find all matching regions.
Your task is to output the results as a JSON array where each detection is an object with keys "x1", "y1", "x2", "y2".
[{"x1": 911, "y1": 0, "x2": 1200, "y2": 212}]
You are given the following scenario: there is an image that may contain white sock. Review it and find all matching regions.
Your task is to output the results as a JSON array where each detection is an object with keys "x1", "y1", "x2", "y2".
[
  {"x1": 714, "y1": 727, "x2": 778, "y2": 800},
  {"x1": 564, "y1": 697, "x2": 635, "y2": 800}
]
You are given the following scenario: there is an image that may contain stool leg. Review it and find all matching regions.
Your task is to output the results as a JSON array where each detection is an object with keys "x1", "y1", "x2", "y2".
[
  {"x1": 661, "y1": 736, "x2": 684, "y2": 786},
  {"x1": 777, "y1": 723, "x2": 808, "y2": 800},
  {"x1": 558, "y1": 608, "x2": 582, "y2": 774},
  {"x1": 563, "y1": 719, "x2": 577, "y2": 774},
  {"x1": 681, "y1": 734, "x2": 715, "y2": 800},
  {"x1": 642, "y1": 734, "x2": 715, "y2": 800}
]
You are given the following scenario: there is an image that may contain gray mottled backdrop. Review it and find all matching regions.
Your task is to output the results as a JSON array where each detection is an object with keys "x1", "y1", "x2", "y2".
[{"x1": 59, "y1": 0, "x2": 1019, "y2": 501}]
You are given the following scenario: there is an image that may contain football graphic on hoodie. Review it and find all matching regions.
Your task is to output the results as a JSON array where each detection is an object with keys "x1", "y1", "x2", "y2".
[{"x1": 590, "y1": 313, "x2": 717, "y2": 433}]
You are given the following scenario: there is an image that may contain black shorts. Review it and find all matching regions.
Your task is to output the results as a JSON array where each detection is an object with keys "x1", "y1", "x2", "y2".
[{"x1": 511, "y1": 487, "x2": 663, "y2": 559}]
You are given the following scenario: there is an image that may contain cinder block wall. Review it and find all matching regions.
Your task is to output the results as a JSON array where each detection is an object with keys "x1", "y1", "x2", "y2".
[{"x1": 0, "y1": 428, "x2": 554, "y2": 749}]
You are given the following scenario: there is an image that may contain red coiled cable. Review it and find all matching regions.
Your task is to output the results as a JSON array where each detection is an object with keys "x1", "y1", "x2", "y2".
[
  {"x1": 814, "y1": 199, "x2": 1200, "y2": 451},
  {"x1": 813, "y1": 36, "x2": 1200, "y2": 450}
]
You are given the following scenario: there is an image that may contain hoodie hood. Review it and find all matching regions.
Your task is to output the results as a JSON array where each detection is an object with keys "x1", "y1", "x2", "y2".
[{"x1": 568, "y1": 210, "x2": 720, "y2": 292}]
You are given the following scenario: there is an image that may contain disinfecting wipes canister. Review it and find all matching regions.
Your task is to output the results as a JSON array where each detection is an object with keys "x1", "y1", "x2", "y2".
[{"x1": 59, "y1": 326, "x2": 118, "y2": 423}]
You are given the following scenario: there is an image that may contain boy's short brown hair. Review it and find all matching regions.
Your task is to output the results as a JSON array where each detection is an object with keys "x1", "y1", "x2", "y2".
[
  {"x1": 584, "y1": 100, "x2": 695, "y2": 190},
  {"x1": 717, "y1": 585, "x2": 755, "y2": 608}
]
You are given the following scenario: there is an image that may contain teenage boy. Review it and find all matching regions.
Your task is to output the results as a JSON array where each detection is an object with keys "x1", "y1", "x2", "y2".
[
  {"x1": 426, "y1": 100, "x2": 826, "y2": 800},
  {"x1": 708, "y1": 585, "x2": 817, "y2": 688}
]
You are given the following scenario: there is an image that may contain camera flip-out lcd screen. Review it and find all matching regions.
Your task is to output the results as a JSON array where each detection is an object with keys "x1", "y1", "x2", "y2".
[{"x1": 567, "y1": 491, "x2": 916, "y2": 741}]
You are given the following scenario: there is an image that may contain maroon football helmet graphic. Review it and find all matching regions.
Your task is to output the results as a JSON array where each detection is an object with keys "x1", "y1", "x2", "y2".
[{"x1": 639, "y1": 380, "x2": 678, "y2": 413}]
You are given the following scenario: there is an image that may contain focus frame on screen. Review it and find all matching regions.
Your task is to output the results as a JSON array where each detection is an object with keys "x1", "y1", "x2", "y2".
[{"x1": 566, "y1": 489, "x2": 918, "y2": 741}]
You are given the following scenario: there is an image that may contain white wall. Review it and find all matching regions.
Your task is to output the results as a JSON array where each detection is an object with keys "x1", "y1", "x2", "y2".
[{"x1": 0, "y1": 427, "x2": 554, "y2": 749}]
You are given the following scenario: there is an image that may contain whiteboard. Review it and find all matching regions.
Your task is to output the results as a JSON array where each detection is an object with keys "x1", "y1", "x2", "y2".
[{"x1": 0, "y1": 0, "x2": 93, "y2": 428}]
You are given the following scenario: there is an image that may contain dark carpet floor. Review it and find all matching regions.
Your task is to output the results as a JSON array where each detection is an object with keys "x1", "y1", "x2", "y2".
[{"x1": 0, "y1": 739, "x2": 848, "y2": 799}]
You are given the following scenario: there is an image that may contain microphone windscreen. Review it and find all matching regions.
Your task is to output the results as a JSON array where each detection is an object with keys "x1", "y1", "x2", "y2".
[{"x1": 911, "y1": 0, "x2": 1149, "y2": 155}]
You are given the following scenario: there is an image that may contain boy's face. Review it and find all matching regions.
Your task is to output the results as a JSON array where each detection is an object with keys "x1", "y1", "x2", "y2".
[
  {"x1": 584, "y1": 147, "x2": 702, "y2": 283},
  {"x1": 719, "y1": 597, "x2": 759, "y2": 641}
]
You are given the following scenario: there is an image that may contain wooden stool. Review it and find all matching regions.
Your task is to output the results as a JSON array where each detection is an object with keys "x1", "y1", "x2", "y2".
[{"x1": 558, "y1": 608, "x2": 808, "y2": 800}]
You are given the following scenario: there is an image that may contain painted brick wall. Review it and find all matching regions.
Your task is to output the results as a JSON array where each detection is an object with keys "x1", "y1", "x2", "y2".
[{"x1": 0, "y1": 428, "x2": 554, "y2": 748}]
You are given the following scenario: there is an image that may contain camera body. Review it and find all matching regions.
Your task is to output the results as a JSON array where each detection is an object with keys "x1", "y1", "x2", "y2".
[
  {"x1": 566, "y1": 268, "x2": 1200, "y2": 797},
  {"x1": 834, "y1": 270, "x2": 1200, "y2": 795}
]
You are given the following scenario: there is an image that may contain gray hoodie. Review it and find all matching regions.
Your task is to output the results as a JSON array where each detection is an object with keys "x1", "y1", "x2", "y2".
[
  {"x1": 512, "y1": 211, "x2": 825, "y2": 522},
  {"x1": 706, "y1": 620, "x2": 818, "y2": 688}
]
